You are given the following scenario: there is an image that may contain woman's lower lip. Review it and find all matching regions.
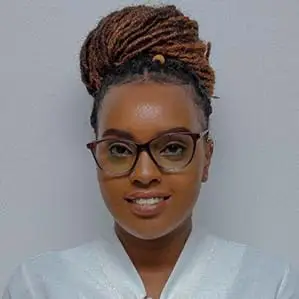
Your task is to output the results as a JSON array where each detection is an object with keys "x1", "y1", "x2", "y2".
[{"x1": 127, "y1": 198, "x2": 170, "y2": 218}]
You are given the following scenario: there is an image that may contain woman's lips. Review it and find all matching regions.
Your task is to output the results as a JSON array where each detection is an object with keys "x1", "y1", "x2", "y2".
[
  {"x1": 125, "y1": 195, "x2": 170, "y2": 203},
  {"x1": 124, "y1": 191, "x2": 171, "y2": 201},
  {"x1": 124, "y1": 191, "x2": 171, "y2": 218}
]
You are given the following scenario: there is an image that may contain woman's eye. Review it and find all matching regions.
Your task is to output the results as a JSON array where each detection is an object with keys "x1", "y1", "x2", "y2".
[
  {"x1": 161, "y1": 143, "x2": 186, "y2": 156},
  {"x1": 109, "y1": 144, "x2": 133, "y2": 156}
]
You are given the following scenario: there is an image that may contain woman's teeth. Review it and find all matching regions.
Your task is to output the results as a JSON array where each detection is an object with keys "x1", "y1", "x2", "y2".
[{"x1": 133, "y1": 197, "x2": 164, "y2": 205}]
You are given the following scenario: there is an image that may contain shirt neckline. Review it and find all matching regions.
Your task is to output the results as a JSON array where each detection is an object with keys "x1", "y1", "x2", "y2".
[{"x1": 108, "y1": 225, "x2": 209, "y2": 298}]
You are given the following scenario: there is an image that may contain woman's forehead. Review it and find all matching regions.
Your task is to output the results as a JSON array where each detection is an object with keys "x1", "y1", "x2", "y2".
[{"x1": 97, "y1": 83, "x2": 202, "y2": 141}]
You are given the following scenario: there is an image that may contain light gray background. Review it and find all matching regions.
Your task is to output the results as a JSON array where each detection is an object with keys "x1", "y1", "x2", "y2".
[{"x1": 0, "y1": 0, "x2": 298, "y2": 293}]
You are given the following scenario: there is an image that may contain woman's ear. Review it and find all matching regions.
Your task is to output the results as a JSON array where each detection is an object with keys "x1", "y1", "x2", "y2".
[{"x1": 201, "y1": 137, "x2": 214, "y2": 182}]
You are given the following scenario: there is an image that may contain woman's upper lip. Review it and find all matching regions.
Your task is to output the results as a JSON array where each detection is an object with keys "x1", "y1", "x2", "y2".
[{"x1": 125, "y1": 191, "x2": 171, "y2": 200}]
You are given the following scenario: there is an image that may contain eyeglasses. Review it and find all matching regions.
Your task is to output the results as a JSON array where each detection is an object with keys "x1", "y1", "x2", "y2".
[{"x1": 86, "y1": 130, "x2": 209, "y2": 177}]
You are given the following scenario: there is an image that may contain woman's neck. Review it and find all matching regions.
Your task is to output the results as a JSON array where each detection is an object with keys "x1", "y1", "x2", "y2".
[{"x1": 114, "y1": 217, "x2": 192, "y2": 272}]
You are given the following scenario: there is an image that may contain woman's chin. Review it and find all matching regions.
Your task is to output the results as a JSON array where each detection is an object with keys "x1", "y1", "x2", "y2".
[
  {"x1": 114, "y1": 218, "x2": 189, "y2": 241},
  {"x1": 115, "y1": 222, "x2": 172, "y2": 241}
]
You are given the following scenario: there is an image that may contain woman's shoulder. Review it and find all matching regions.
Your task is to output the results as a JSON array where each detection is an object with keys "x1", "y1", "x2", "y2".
[
  {"x1": 2, "y1": 236, "x2": 117, "y2": 298},
  {"x1": 206, "y1": 232, "x2": 290, "y2": 269},
  {"x1": 198, "y1": 230, "x2": 299, "y2": 297}
]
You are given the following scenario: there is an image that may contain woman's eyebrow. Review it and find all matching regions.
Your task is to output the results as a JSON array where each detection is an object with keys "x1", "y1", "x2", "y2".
[
  {"x1": 101, "y1": 129, "x2": 135, "y2": 140},
  {"x1": 101, "y1": 127, "x2": 192, "y2": 140}
]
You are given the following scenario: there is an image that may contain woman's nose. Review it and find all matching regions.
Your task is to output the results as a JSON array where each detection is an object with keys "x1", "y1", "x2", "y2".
[{"x1": 129, "y1": 151, "x2": 161, "y2": 186}]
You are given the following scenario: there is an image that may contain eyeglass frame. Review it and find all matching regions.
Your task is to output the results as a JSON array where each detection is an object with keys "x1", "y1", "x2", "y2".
[{"x1": 86, "y1": 129, "x2": 209, "y2": 177}]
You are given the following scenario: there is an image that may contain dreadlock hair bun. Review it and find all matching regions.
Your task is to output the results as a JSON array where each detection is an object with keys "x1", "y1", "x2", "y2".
[{"x1": 80, "y1": 5, "x2": 215, "y2": 98}]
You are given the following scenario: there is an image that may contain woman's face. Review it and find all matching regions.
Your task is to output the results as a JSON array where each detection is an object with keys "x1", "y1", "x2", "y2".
[{"x1": 96, "y1": 82, "x2": 213, "y2": 240}]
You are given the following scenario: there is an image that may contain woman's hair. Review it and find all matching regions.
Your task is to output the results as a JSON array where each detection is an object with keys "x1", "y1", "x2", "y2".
[{"x1": 80, "y1": 5, "x2": 215, "y2": 133}]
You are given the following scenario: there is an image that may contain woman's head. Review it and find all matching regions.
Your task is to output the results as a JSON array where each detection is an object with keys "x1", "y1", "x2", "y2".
[{"x1": 80, "y1": 5, "x2": 215, "y2": 240}]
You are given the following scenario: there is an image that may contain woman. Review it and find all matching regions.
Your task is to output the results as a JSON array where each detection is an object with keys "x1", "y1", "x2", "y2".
[{"x1": 3, "y1": 4, "x2": 299, "y2": 299}]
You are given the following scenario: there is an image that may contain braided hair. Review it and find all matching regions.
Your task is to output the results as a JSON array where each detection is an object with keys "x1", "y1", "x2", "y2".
[{"x1": 80, "y1": 5, "x2": 216, "y2": 133}]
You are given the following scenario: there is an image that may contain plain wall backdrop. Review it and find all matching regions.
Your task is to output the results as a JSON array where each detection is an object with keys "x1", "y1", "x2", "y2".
[{"x1": 0, "y1": 0, "x2": 298, "y2": 293}]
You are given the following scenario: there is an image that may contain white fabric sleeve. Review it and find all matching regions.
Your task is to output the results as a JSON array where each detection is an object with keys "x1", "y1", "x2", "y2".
[
  {"x1": 2, "y1": 264, "x2": 44, "y2": 299},
  {"x1": 276, "y1": 265, "x2": 299, "y2": 299}
]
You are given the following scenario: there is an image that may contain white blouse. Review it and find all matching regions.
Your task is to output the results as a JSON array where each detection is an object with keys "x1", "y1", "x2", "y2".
[{"x1": 2, "y1": 227, "x2": 299, "y2": 299}]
